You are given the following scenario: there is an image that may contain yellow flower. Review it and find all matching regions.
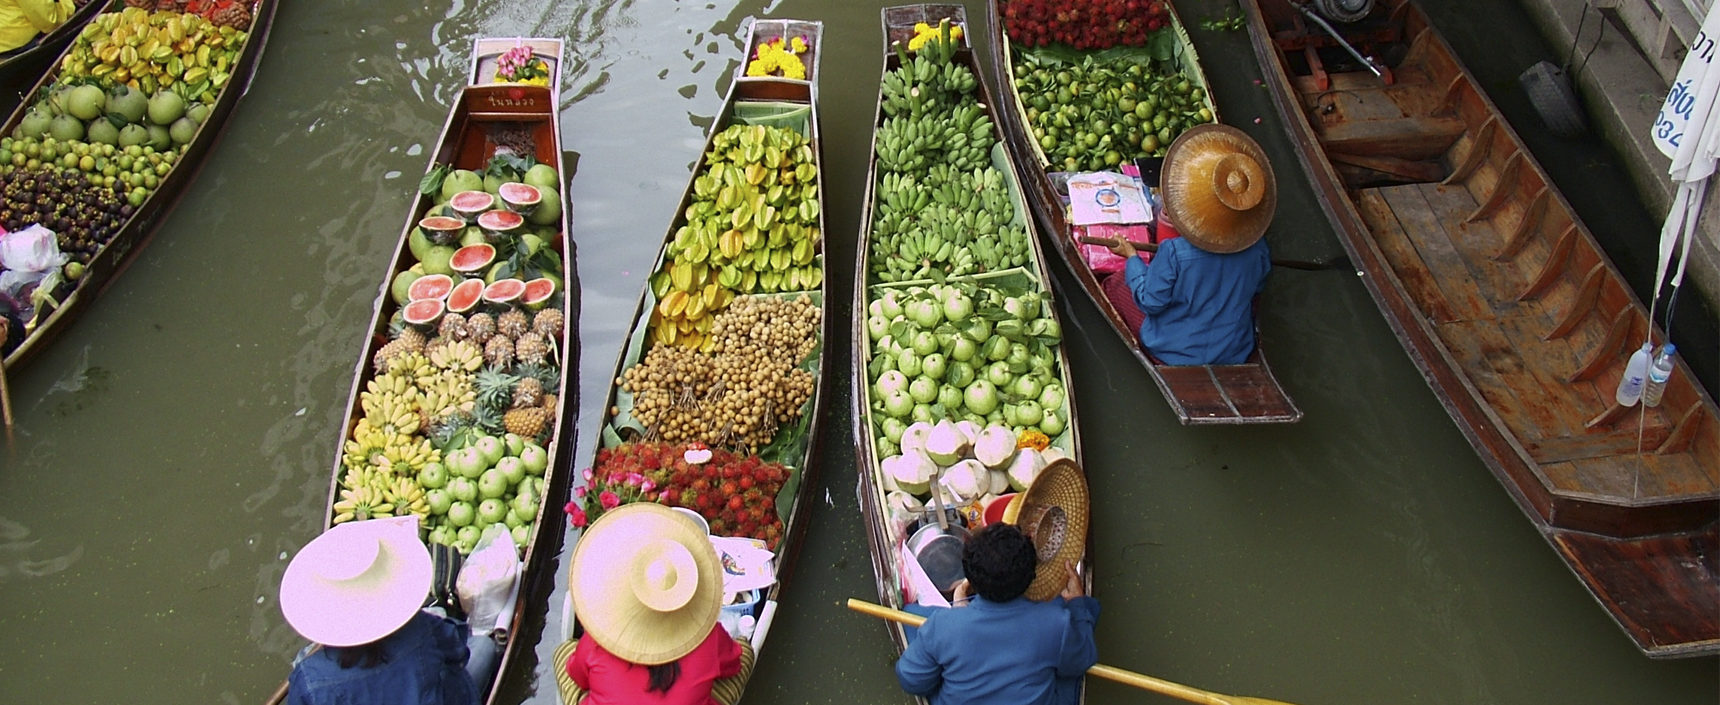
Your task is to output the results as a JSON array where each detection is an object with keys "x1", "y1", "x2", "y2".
[{"x1": 908, "y1": 22, "x2": 964, "y2": 51}]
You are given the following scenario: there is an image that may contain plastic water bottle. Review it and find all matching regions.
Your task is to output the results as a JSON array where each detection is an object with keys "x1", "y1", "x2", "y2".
[
  {"x1": 1642, "y1": 344, "x2": 1677, "y2": 408},
  {"x1": 1615, "y1": 342, "x2": 1653, "y2": 406}
]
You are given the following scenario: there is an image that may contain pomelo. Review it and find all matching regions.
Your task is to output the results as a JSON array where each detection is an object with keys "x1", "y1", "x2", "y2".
[
  {"x1": 450, "y1": 243, "x2": 497, "y2": 275},
  {"x1": 498, "y1": 182, "x2": 541, "y2": 215},
  {"x1": 420, "y1": 245, "x2": 457, "y2": 277},
  {"x1": 418, "y1": 215, "x2": 464, "y2": 246},
  {"x1": 447, "y1": 278, "x2": 486, "y2": 314},
  {"x1": 391, "y1": 269, "x2": 424, "y2": 306},
  {"x1": 408, "y1": 273, "x2": 455, "y2": 302},
  {"x1": 402, "y1": 298, "x2": 446, "y2": 328},
  {"x1": 521, "y1": 277, "x2": 558, "y2": 310},
  {"x1": 482, "y1": 278, "x2": 527, "y2": 306},
  {"x1": 459, "y1": 226, "x2": 488, "y2": 248},
  {"x1": 439, "y1": 169, "x2": 484, "y2": 202},
  {"x1": 409, "y1": 226, "x2": 435, "y2": 260},
  {"x1": 518, "y1": 233, "x2": 545, "y2": 256},
  {"x1": 526, "y1": 188, "x2": 561, "y2": 226},
  {"x1": 523, "y1": 163, "x2": 559, "y2": 190},
  {"x1": 450, "y1": 191, "x2": 495, "y2": 221}
]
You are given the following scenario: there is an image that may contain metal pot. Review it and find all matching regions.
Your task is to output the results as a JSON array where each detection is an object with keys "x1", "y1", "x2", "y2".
[{"x1": 906, "y1": 507, "x2": 970, "y2": 594}]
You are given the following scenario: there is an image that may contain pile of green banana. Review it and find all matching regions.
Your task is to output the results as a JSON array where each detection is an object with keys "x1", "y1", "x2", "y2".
[
  {"x1": 881, "y1": 35, "x2": 978, "y2": 119},
  {"x1": 875, "y1": 101, "x2": 995, "y2": 176},
  {"x1": 870, "y1": 164, "x2": 1030, "y2": 282}
]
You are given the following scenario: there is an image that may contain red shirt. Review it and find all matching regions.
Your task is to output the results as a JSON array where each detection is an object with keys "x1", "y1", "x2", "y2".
[{"x1": 565, "y1": 624, "x2": 742, "y2": 705}]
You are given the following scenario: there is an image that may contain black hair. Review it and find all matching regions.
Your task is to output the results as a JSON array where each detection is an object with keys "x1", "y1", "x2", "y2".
[
  {"x1": 644, "y1": 661, "x2": 681, "y2": 693},
  {"x1": 962, "y1": 523, "x2": 1037, "y2": 602},
  {"x1": 334, "y1": 641, "x2": 389, "y2": 669}
]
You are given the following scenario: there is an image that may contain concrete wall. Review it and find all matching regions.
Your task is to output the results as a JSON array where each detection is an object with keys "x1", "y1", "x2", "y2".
[{"x1": 1518, "y1": 0, "x2": 1720, "y2": 311}]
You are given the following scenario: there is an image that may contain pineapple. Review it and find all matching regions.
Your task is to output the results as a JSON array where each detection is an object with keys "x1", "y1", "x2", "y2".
[
  {"x1": 515, "y1": 362, "x2": 558, "y2": 389},
  {"x1": 514, "y1": 332, "x2": 551, "y2": 366},
  {"x1": 475, "y1": 366, "x2": 519, "y2": 413},
  {"x1": 503, "y1": 406, "x2": 553, "y2": 439},
  {"x1": 439, "y1": 313, "x2": 469, "y2": 342},
  {"x1": 373, "y1": 339, "x2": 412, "y2": 372},
  {"x1": 497, "y1": 309, "x2": 530, "y2": 339},
  {"x1": 396, "y1": 327, "x2": 428, "y2": 352},
  {"x1": 512, "y1": 377, "x2": 544, "y2": 409},
  {"x1": 533, "y1": 308, "x2": 565, "y2": 339},
  {"x1": 483, "y1": 335, "x2": 515, "y2": 368},
  {"x1": 472, "y1": 403, "x2": 506, "y2": 436},
  {"x1": 466, "y1": 312, "x2": 497, "y2": 344}
]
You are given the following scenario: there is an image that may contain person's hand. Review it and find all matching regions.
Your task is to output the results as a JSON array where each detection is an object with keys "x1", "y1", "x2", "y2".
[
  {"x1": 951, "y1": 579, "x2": 972, "y2": 607},
  {"x1": 1104, "y1": 237, "x2": 1136, "y2": 259},
  {"x1": 1058, "y1": 561, "x2": 1084, "y2": 600}
]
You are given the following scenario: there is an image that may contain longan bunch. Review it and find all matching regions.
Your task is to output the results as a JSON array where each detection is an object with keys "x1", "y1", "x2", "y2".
[{"x1": 620, "y1": 295, "x2": 821, "y2": 450}]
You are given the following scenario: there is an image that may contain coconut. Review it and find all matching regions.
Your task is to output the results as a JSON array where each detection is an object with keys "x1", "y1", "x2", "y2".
[
  {"x1": 922, "y1": 420, "x2": 969, "y2": 467},
  {"x1": 884, "y1": 451, "x2": 937, "y2": 495},
  {"x1": 1006, "y1": 448, "x2": 1047, "y2": 492},
  {"x1": 1040, "y1": 447, "x2": 1068, "y2": 464},
  {"x1": 988, "y1": 468, "x2": 1010, "y2": 496},
  {"x1": 885, "y1": 490, "x2": 925, "y2": 526},
  {"x1": 899, "y1": 422, "x2": 934, "y2": 457},
  {"x1": 972, "y1": 425, "x2": 1017, "y2": 469},
  {"x1": 953, "y1": 420, "x2": 981, "y2": 446},
  {"x1": 940, "y1": 459, "x2": 989, "y2": 503}
]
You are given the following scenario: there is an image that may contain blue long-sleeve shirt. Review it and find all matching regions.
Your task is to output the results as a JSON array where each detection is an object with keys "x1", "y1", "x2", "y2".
[
  {"x1": 1124, "y1": 236, "x2": 1270, "y2": 365},
  {"x1": 288, "y1": 611, "x2": 479, "y2": 705},
  {"x1": 895, "y1": 595, "x2": 1100, "y2": 705}
]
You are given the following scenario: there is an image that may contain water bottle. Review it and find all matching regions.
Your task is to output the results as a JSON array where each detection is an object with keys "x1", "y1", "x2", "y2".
[
  {"x1": 1642, "y1": 344, "x2": 1677, "y2": 408},
  {"x1": 1615, "y1": 342, "x2": 1652, "y2": 406}
]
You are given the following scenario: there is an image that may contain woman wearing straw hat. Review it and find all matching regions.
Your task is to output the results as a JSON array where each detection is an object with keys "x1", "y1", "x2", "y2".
[
  {"x1": 556, "y1": 503, "x2": 756, "y2": 705},
  {"x1": 896, "y1": 459, "x2": 1098, "y2": 705},
  {"x1": 279, "y1": 518, "x2": 500, "y2": 705},
  {"x1": 1102, "y1": 124, "x2": 1276, "y2": 366}
]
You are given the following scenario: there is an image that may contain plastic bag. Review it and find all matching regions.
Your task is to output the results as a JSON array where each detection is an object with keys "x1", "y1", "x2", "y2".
[
  {"x1": 0, "y1": 224, "x2": 68, "y2": 322},
  {"x1": 457, "y1": 526, "x2": 521, "y2": 636}
]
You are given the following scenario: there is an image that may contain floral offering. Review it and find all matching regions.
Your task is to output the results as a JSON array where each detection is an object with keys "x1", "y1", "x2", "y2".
[
  {"x1": 745, "y1": 36, "x2": 809, "y2": 80},
  {"x1": 907, "y1": 21, "x2": 964, "y2": 51},
  {"x1": 495, "y1": 45, "x2": 551, "y2": 86},
  {"x1": 570, "y1": 442, "x2": 793, "y2": 547}
]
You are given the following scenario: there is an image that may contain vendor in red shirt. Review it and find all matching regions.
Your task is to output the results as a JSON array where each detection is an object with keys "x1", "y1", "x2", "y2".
[{"x1": 556, "y1": 503, "x2": 755, "y2": 705}]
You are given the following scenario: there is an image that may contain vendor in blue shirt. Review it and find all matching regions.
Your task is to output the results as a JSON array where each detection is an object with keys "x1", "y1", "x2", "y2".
[
  {"x1": 1102, "y1": 124, "x2": 1277, "y2": 366},
  {"x1": 895, "y1": 523, "x2": 1099, "y2": 705}
]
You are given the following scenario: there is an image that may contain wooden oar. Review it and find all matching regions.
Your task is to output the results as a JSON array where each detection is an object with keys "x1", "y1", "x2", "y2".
[
  {"x1": 0, "y1": 319, "x2": 14, "y2": 440},
  {"x1": 1076, "y1": 235, "x2": 1351, "y2": 272},
  {"x1": 845, "y1": 598, "x2": 1301, "y2": 705}
]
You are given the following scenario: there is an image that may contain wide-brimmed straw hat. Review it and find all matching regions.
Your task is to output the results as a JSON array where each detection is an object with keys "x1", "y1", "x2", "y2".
[
  {"x1": 1001, "y1": 459, "x2": 1089, "y2": 601},
  {"x1": 280, "y1": 518, "x2": 433, "y2": 647},
  {"x1": 568, "y1": 503, "x2": 723, "y2": 665},
  {"x1": 1160, "y1": 123, "x2": 1277, "y2": 254}
]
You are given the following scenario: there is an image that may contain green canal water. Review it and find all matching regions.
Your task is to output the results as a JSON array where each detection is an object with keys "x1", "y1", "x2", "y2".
[{"x1": 0, "y1": 1, "x2": 1713, "y2": 703}]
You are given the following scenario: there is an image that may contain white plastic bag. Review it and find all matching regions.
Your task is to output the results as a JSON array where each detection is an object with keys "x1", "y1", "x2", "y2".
[
  {"x1": 457, "y1": 526, "x2": 521, "y2": 636},
  {"x1": 0, "y1": 225, "x2": 68, "y2": 321}
]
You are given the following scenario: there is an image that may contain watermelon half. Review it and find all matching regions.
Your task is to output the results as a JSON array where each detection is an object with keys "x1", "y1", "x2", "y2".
[
  {"x1": 482, "y1": 278, "x2": 527, "y2": 306},
  {"x1": 498, "y1": 182, "x2": 542, "y2": 215},
  {"x1": 401, "y1": 298, "x2": 446, "y2": 328},
  {"x1": 451, "y1": 191, "x2": 495, "y2": 222},
  {"x1": 450, "y1": 243, "x2": 497, "y2": 275},
  {"x1": 418, "y1": 215, "x2": 465, "y2": 245},
  {"x1": 477, "y1": 209, "x2": 524, "y2": 242},
  {"x1": 521, "y1": 277, "x2": 558, "y2": 310},
  {"x1": 447, "y1": 277, "x2": 486, "y2": 314},
  {"x1": 407, "y1": 273, "x2": 455, "y2": 302}
]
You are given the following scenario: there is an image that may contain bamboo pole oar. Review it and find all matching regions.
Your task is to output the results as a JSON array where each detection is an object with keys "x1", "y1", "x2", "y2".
[
  {"x1": 1076, "y1": 235, "x2": 1351, "y2": 272},
  {"x1": 846, "y1": 598, "x2": 1301, "y2": 705},
  {"x1": 0, "y1": 320, "x2": 14, "y2": 440}
]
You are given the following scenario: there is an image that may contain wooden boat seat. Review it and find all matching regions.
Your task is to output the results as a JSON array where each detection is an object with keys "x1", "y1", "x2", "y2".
[{"x1": 1316, "y1": 115, "x2": 1465, "y2": 162}]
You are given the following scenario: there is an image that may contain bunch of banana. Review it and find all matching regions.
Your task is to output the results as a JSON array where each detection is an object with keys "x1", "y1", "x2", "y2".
[
  {"x1": 418, "y1": 369, "x2": 476, "y2": 423},
  {"x1": 60, "y1": 8, "x2": 247, "y2": 99},
  {"x1": 429, "y1": 339, "x2": 484, "y2": 372},
  {"x1": 332, "y1": 484, "x2": 395, "y2": 525},
  {"x1": 383, "y1": 476, "x2": 430, "y2": 519},
  {"x1": 383, "y1": 351, "x2": 437, "y2": 385},
  {"x1": 874, "y1": 105, "x2": 995, "y2": 177},
  {"x1": 360, "y1": 372, "x2": 425, "y2": 436}
]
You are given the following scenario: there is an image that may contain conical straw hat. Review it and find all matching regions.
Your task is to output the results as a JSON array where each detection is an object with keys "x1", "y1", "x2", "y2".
[
  {"x1": 1005, "y1": 459, "x2": 1089, "y2": 601},
  {"x1": 1160, "y1": 124, "x2": 1277, "y2": 254},
  {"x1": 568, "y1": 503, "x2": 723, "y2": 664},
  {"x1": 280, "y1": 518, "x2": 433, "y2": 647}
]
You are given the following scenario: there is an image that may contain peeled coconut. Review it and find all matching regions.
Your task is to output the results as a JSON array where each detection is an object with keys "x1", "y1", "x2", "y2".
[
  {"x1": 922, "y1": 420, "x2": 969, "y2": 467},
  {"x1": 1041, "y1": 447, "x2": 1068, "y2": 464},
  {"x1": 899, "y1": 421, "x2": 934, "y2": 457},
  {"x1": 1006, "y1": 448, "x2": 1048, "y2": 492},
  {"x1": 940, "y1": 459, "x2": 989, "y2": 503},
  {"x1": 988, "y1": 468, "x2": 1010, "y2": 495},
  {"x1": 972, "y1": 425, "x2": 1017, "y2": 469},
  {"x1": 885, "y1": 491, "x2": 925, "y2": 525},
  {"x1": 884, "y1": 451, "x2": 937, "y2": 495},
  {"x1": 953, "y1": 420, "x2": 981, "y2": 446}
]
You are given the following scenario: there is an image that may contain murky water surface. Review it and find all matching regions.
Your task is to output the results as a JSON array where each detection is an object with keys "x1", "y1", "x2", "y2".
[{"x1": 0, "y1": 1, "x2": 1713, "y2": 704}]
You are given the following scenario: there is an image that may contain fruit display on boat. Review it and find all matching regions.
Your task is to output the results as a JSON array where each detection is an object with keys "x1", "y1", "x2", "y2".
[
  {"x1": 332, "y1": 150, "x2": 568, "y2": 555},
  {"x1": 998, "y1": 0, "x2": 1172, "y2": 49},
  {"x1": 860, "y1": 18, "x2": 1075, "y2": 527}
]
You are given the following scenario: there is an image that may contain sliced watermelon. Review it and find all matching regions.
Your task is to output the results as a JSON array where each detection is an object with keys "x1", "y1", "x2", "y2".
[
  {"x1": 498, "y1": 182, "x2": 542, "y2": 215},
  {"x1": 401, "y1": 298, "x2": 446, "y2": 328},
  {"x1": 447, "y1": 278, "x2": 486, "y2": 314},
  {"x1": 418, "y1": 215, "x2": 465, "y2": 245},
  {"x1": 450, "y1": 243, "x2": 497, "y2": 274},
  {"x1": 407, "y1": 273, "x2": 455, "y2": 302},
  {"x1": 482, "y1": 278, "x2": 527, "y2": 305},
  {"x1": 521, "y1": 277, "x2": 558, "y2": 310},
  {"x1": 451, "y1": 191, "x2": 495, "y2": 221},
  {"x1": 477, "y1": 209, "x2": 524, "y2": 236}
]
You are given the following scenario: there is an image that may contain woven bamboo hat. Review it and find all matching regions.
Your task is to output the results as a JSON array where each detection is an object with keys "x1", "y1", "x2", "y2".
[
  {"x1": 1001, "y1": 459, "x2": 1089, "y2": 601},
  {"x1": 1160, "y1": 123, "x2": 1277, "y2": 254},
  {"x1": 279, "y1": 518, "x2": 433, "y2": 647},
  {"x1": 568, "y1": 503, "x2": 722, "y2": 665}
]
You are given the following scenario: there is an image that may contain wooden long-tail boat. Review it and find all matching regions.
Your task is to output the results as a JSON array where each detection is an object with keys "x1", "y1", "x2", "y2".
[
  {"x1": 0, "y1": 0, "x2": 112, "y2": 86},
  {"x1": 0, "y1": 0, "x2": 277, "y2": 371},
  {"x1": 1241, "y1": 0, "x2": 1719, "y2": 658},
  {"x1": 853, "y1": 7, "x2": 1091, "y2": 698},
  {"x1": 982, "y1": 0, "x2": 1302, "y2": 425},
  {"x1": 554, "y1": 17, "x2": 830, "y2": 700},
  {"x1": 267, "y1": 37, "x2": 576, "y2": 704}
]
